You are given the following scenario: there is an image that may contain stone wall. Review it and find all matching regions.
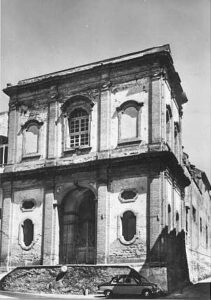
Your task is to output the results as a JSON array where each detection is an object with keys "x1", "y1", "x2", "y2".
[{"x1": 0, "y1": 265, "x2": 131, "y2": 294}]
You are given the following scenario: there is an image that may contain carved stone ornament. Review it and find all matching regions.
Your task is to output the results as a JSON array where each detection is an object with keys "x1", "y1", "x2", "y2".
[
  {"x1": 21, "y1": 118, "x2": 43, "y2": 130},
  {"x1": 61, "y1": 95, "x2": 95, "y2": 116}
]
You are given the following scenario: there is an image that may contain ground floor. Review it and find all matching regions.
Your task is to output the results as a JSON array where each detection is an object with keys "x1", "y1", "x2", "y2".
[{"x1": 0, "y1": 156, "x2": 210, "y2": 291}]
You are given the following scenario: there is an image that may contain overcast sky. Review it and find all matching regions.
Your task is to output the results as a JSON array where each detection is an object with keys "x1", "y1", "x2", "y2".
[{"x1": 1, "y1": 0, "x2": 210, "y2": 178}]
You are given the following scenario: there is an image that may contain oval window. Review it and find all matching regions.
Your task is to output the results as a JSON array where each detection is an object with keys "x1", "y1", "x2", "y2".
[
  {"x1": 121, "y1": 190, "x2": 137, "y2": 200},
  {"x1": 23, "y1": 219, "x2": 34, "y2": 247},
  {"x1": 121, "y1": 211, "x2": 136, "y2": 242},
  {"x1": 22, "y1": 200, "x2": 35, "y2": 210}
]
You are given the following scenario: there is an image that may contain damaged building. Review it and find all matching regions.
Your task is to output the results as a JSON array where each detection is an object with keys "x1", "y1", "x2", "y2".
[{"x1": 0, "y1": 44, "x2": 210, "y2": 291}]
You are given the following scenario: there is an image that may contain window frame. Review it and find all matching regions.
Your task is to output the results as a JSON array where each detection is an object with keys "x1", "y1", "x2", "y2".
[
  {"x1": 18, "y1": 218, "x2": 35, "y2": 251},
  {"x1": 62, "y1": 96, "x2": 94, "y2": 153},
  {"x1": 21, "y1": 199, "x2": 36, "y2": 212},
  {"x1": 68, "y1": 108, "x2": 90, "y2": 149},
  {"x1": 118, "y1": 189, "x2": 138, "y2": 203},
  {"x1": 117, "y1": 100, "x2": 143, "y2": 145},
  {"x1": 117, "y1": 210, "x2": 138, "y2": 245}
]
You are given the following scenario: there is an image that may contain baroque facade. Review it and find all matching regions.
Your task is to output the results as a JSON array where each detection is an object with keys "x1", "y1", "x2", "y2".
[{"x1": 0, "y1": 45, "x2": 210, "y2": 290}]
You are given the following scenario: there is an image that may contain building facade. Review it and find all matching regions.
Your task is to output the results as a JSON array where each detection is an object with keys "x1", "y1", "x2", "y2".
[{"x1": 0, "y1": 45, "x2": 210, "y2": 290}]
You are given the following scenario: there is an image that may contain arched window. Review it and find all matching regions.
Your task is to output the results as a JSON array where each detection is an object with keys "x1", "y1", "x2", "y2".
[
  {"x1": 121, "y1": 211, "x2": 136, "y2": 242},
  {"x1": 69, "y1": 108, "x2": 89, "y2": 148},
  {"x1": 62, "y1": 95, "x2": 94, "y2": 152},
  {"x1": 117, "y1": 101, "x2": 143, "y2": 144}
]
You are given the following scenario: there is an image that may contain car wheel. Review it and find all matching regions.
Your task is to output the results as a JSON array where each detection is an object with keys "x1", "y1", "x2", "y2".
[
  {"x1": 142, "y1": 289, "x2": 152, "y2": 298},
  {"x1": 104, "y1": 290, "x2": 113, "y2": 298}
]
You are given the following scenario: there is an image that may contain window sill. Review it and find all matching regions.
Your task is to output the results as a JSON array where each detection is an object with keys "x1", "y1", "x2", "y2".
[
  {"x1": 64, "y1": 146, "x2": 92, "y2": 155},
  {"x1": 117, "y1": 138, "x2": 142, "y2": 147},
  {"x1": 118, "y1": 234, "x2": 138, "y2": 245},
  {"x1": 22, "y1": 153, "x2": 41, "y2": 160}
]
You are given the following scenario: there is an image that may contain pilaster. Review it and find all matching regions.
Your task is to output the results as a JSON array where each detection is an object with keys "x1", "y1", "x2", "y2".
[
  {"x1": 99, "y1": 84, "x2": 111, "y2": 151},
  {"x1": 42, "y1": 180, "x2": 55, "y2": 265},
  {"x1": 96, "y1": 168, "x2": 109, "y2": 263},
  {"x1": 7, "y1": 104, "x2": 19, "y2": 164},
  {"x1": 0, "y1": 182, "x2": 12, "y2": 269}
]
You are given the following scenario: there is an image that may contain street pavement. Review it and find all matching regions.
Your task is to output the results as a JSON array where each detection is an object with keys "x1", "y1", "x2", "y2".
[{"x1": 0, "y1": 277, "x2": 210, "y2": 300}]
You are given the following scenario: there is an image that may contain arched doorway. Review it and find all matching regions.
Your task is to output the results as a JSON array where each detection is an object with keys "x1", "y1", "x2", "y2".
[{"x1": 59, "y1": 187, "x2": 96, "y2": 264}]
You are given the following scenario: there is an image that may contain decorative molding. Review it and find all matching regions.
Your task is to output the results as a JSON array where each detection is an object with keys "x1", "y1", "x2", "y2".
[
  {"x1": 61, "y1": 95, "x2": 95, "y2": 116},
  {"x1": 21, "y1": 118, "x2": 43, "y2": 131},
  {"x1": 20, "y1": 199, "x2": 36, "y2": 212},
  {"x1": 118, "y1": 189, "x2": 138, "y2": 203},
  {"x1": 18, "y1": 218, "x2": 36, "y2": 251},
  {"x1": 117, "y1": 211, "x2": 139, "y2": 245},
  {"x1": 111, "y1": 78, "x2": 149, "y2": 95}
]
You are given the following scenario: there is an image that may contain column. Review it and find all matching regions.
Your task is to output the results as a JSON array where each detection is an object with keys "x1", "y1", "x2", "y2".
[{"x1": 0, "y1": 182, "x2": 12, "y2": 270}]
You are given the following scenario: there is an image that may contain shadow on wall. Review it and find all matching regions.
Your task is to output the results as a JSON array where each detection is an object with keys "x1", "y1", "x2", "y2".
[{"x1": 139, "y1": 227, "x2": 190, "y2": 292}]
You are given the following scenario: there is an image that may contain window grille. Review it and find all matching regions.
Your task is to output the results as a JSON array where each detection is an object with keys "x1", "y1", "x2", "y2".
[{"x1": 69, "y1": 109, "x2": 89, "y2": 148}]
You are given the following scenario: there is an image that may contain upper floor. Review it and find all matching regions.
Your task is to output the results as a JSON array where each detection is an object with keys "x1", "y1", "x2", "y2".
[{"x1": 3, "y1": 45, "x2": 187, "y2": 173}]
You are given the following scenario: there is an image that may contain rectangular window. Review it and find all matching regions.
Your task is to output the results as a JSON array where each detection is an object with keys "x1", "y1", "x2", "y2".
[
  {"x1": 0, "y1": 208, "x2": 2, "y2": 219},
  {"x1": 0, "y1": 144, "x2": 8, "y2": 166},
  {"x1": 69, "y1": 109, "x2": 89, "y2": 148},
  {"x1": 192, "y1": 206, "x2": 196, "y2": 222}
]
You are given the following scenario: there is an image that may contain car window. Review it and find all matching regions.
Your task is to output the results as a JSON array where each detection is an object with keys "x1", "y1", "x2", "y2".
[
  {"x1": 125, "y1": 277, "x2": 138, "y2": 285},
  {"x1": 140, "y1": 276, "x2": 150, "y2": 284},
  {"x1": 111, "y1": 278, "x2": 118, "y2": 284},
  {"x1": 117, "y1": 276, "x2": 125, "y2": 283}
]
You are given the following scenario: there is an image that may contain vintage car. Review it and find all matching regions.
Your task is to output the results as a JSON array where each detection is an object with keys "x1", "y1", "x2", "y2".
[{"x1": 98, "y1": 273, "x2": 162, "y2": 298}]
